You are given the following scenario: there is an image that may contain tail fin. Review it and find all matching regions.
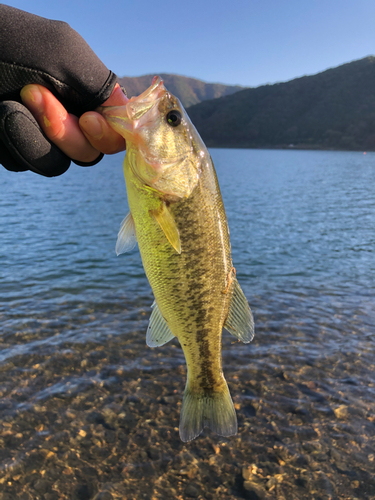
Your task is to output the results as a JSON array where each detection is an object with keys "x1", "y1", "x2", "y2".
[{"x1": 179, "y1": 380, "x2": 237, "y2": 442}]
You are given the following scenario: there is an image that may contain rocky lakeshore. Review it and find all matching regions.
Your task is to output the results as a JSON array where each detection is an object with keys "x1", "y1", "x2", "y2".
[{"x1": 1, "y1": 320, "x2": 374, "y2": 500}]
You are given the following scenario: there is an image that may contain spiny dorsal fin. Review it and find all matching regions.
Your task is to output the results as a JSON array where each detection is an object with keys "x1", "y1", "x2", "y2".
[
  {"x1": 224, "y1": 280, "x2": 254, "y2": 343},
  {"x1": 146, "y1": 301, "x2": 175, "y2": 347},
  {"x1": 150, "y1": 202, "x2": 181, "y2": 254},
  {"x1": 115, "y1": 212, "x2": 137, "y2": 255}
]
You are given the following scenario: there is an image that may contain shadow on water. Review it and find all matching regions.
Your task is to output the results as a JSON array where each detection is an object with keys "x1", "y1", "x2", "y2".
[{"x1": 0, "y1": 149, "x2": 374, "y2": 499}]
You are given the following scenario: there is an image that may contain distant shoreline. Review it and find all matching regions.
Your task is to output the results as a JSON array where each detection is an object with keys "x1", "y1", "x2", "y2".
[{"x1": 205, "y1": 144, "x2": 373, "y2": 152}]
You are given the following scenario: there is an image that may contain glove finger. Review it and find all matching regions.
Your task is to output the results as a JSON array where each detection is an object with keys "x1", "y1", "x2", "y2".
[{"x1": 0, "y1": 100, "x2": 71, "y2": 177}]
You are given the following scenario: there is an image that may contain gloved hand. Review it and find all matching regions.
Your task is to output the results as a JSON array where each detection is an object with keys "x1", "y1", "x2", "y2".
[{"x1": 0, "y1": 5, "x2": 125, "y2": 177}]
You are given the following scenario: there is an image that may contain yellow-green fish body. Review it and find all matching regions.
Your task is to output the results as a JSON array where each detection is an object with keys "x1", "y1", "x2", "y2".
[{"x1": 100, "y1": 77, "x2": 254, "y2": 441}]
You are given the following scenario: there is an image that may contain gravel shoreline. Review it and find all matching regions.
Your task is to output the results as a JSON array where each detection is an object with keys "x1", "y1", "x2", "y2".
[{"x1": 1, "y1": 328, "x2": 374, "y2": 500}]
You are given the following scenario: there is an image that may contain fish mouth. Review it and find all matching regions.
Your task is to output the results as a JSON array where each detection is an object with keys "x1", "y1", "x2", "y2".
[
  {"x1": 97, "y1": 76, "x2": 167, "y2": 133},
  {"x1": 126, "y1": 76, "x2": 166, "y2": 121},
  {"x1": 133, "y1": 76, "x2": 166, "y2": 102}
]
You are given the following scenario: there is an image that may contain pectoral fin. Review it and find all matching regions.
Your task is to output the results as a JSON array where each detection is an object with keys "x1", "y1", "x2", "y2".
[
  {"x1": 150, "y1": 202, "x2": 181, "y2": 254},
  {"x1": 146, "y1": 301, "x2": 175, "y2": 347},
  {"x1": 115, "y1": 212, "x2": 137, "y2": 255},
  {"x1": 224, "y1": 280, "x2": 255, "y2": 343}
]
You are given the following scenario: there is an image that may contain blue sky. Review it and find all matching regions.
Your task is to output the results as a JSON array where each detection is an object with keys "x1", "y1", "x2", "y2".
[{"x1": 4, "y1": 0, "x2": 375, "y2": 87}]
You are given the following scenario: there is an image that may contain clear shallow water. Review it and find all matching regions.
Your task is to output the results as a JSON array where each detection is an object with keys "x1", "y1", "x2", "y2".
[{"x1": 1, "y1": 149, "x2": 375, "y2": 499}]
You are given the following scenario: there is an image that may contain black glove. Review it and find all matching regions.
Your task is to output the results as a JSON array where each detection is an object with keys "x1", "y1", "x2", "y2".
[{"x1": 0, "y1": 5, "x2": 117, "y2": 177}]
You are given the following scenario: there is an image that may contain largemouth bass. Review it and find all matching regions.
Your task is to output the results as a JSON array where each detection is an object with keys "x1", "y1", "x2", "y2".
[{"x1": 100, "y1": 77, "x2": 254, "y2": 442}]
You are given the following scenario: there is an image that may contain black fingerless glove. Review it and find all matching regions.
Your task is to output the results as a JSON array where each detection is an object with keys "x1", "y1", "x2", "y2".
[{"x1": 0, "y1": 5, "x2": 117, "y2": 176}]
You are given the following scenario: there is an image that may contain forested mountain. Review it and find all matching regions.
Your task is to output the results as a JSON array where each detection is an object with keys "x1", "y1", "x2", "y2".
[
  {"x1": 117, "y1": 74, "x2": 243, "y2": 108},
  {"x1": 187, "y1": 57, "x2": 375, "y2": 151}
]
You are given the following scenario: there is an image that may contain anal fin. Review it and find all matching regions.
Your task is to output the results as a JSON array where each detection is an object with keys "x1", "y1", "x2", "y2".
[
  {"x1": 146, "y1": 301, "x2": 175, "y2": 347},
  {"x1": 224, "y1": 280, "x2": 254, "y2": 343}
]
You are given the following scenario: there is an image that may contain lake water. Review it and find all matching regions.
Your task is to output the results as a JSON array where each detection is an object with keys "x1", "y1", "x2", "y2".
[{"x1": 0, "y1": 149, "x2": 374, "y2": 500}]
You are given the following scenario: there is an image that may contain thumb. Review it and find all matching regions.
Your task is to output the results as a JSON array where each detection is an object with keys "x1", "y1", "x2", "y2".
[{"x1": 79, "y1": 84, "x2": 128, "y2": 154}]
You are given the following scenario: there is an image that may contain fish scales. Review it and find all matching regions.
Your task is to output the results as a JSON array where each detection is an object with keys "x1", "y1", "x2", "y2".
[
  {"x1": 148, "y1": 167, "x2": 232, "y2": 393},
  {"x1": 126, "y1": 149, "x2": 232, "y2": 393},
  {"x1": 99, "y1": 76, "x2": 254, "y2": 442}
]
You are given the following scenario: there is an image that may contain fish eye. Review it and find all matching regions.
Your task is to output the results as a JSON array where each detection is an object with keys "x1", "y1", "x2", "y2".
[{"x1": 166, "y1": 110, "x2": 182, "y2": 127}]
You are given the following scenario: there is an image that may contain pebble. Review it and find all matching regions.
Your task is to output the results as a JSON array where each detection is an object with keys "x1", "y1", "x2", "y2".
[
  {"x1": 243, "y1": 481, "x2": 265, "y2": 499},
  {"x1": 266, "y1": 477, "x2": 277, "y2": 491},
  {"x1": 334, "y1": 405, "x2": 349, "y2": 419},
  {"x1": 242, "y1": 465, "x2": 257, "y2": 481},
  {"x1": 93, "y1": 492, "x2": 113, "y2": 500},
  {"x1": 185, "y1": 484, "x2": 200, "y2": 498}
]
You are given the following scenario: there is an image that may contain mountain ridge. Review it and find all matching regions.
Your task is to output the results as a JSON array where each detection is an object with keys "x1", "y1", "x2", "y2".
[
  {"x1": 186, "y1": 56, "x2": 375, "y2": 151},
  {"x1": 117, "y1": 73, "x2": 244, "y2": 108}
]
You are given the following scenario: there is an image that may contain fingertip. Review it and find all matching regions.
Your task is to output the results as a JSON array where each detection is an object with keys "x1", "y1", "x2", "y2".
[
  {"x1": 20, "y1": 84, "x2": 44, "y2": 114},
  {"x1": 21, "y1": 84, "x2": 70, "y2": 141},
  {"x1": 79, "y1": 112, "x2": 126, "y2": 154},
  {"x1": 103, "y1": 83, "x2": 129, "y2": 106},
  {"x1": 79, "y1": 113, "x2": 104, "y2": 140}
]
